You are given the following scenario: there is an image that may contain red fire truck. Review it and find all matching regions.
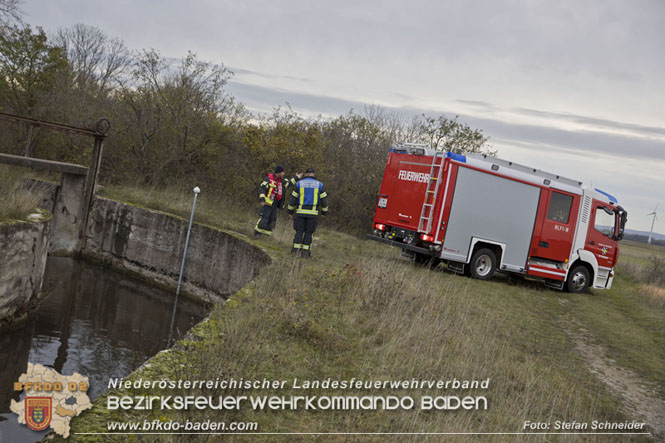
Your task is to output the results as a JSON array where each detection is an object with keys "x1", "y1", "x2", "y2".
[{"x1": 367, "y1": 143, "x2": 628, "y2": 293}]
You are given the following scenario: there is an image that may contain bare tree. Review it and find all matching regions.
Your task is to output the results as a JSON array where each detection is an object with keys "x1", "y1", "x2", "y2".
[
  {"x1": 111, "y1": 49, "x2": 237, "y2": 182},
  {"x1": 415, "y1": 113, "x2": 495, "y2": 155},
  {"x1": 361, "y1": 104, "x2": 412, "y2": 144},
  {"x1": 53, "y1": 23, "x2": 130, "y2": 95},
  {"x1": 0, "y1": 0, "x2": 22, "y2": 24}
]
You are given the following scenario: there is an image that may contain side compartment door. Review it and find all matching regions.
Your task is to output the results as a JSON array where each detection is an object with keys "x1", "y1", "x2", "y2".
[{"x1": 532, "y1": 189, "x2": 579, "y2": 262}]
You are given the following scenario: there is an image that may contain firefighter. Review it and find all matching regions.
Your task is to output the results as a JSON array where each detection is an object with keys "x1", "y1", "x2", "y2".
[
  {"x1": 287, "y1": 172, "x2": 303, "y2": 189},
  {"x1": 254, "y1": 164, "x2": 286, "y2": 237},
  {"x1": 287, "y1": 168, "x2": 328, "y2": 257}
]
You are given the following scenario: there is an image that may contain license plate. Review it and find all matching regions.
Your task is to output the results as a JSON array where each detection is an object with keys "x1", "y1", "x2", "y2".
[{"x1": 378, "y1": 197, "x2": 388, "y2": 208}]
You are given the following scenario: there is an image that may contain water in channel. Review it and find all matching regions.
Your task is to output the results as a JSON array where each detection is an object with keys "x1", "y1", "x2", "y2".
[{"x1": 0, "y1": 257, "x2": 207, "y2": 442}]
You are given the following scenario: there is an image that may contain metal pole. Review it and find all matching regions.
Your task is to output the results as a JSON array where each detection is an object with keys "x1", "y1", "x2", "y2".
[
  {"x1": 78, "y1": 135, "x2": 105, "y2": 251},
  {"x1": 24, "y1": 124, "x2": 33, "y2": 157},
  {"x1": 167, "y1": 186, "x2": 200, "y2": 347}
]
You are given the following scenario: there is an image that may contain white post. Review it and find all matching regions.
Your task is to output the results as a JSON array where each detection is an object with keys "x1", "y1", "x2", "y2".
[{"x1": 167, "y1": 186, "x2": 200, "y2": 347}]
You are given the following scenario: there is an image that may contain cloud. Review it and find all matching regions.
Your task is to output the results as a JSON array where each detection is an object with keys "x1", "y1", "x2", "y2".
[
  {"x1": 226, "y1": 80, "x2": 374, "y2": 117},
  {"x1": 19, "y1": 0, "x2": 665, "y2": 231},
  {"x1": 455, "y1": 100, "x2": 497, "y2": 111},
  {"x1": 455, "y1": 114, "x2": 665, "y2": 161},
  {"x1": 229, "y1": 67, "x2": 311, "y2": 84},
  {"x1": 512, "y1": 107, "x2": 665, "y2": 139},
  {"x1": 229, "y1": 80, "x2": 665, "y2": 162}
]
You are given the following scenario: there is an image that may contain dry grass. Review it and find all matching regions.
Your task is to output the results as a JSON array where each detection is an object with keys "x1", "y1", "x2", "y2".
[
  {"x1": 616, "y1": 241, "x2": 665, "y2": 309},
  {"x1": 639, "y1": 285, "x2": 665, "y2": 309},
  {"x1": 99, "y1": 185, "x2": 258, "y2": 235},
  {"x1": 145, "y1": 251, "x2": 630, "y2": 441},
  {"x1": 0, "y1": 165, "x2": 42, "y2": 222},
  {"x1": 68, "y1": 187, "x2": 661, "y2": 441}
]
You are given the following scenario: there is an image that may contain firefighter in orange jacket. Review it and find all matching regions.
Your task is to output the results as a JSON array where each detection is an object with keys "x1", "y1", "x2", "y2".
[
  {"x1": 255, "y1": 165, "x2": 287, "y2": 237},
  {"x1": 287, "y1": 168, "x2": 328, "y2": 257}
]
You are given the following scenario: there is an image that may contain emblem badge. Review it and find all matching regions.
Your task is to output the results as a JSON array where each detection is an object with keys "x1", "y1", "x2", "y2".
[
  {"x1": 25, "y1": 397, "x2": 52, "y2": 431},
  {"x1": 601, "y1": 247, "x2": 608, "y2": 255}
]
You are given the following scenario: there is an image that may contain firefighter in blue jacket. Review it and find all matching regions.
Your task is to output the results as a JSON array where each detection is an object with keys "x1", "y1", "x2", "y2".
[{"x1": 288, "y1": 168, "x2": 328, "y2": 257}]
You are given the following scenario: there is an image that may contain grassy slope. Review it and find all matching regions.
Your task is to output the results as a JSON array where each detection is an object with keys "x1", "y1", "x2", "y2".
[
  {"x1": 0, "y1": 165, "x2": 43, "y2": 223},
  {"x1": 64, "y1": 187, "x2": 664, "y2": 442},
  {"x1": 577, "y1": 241, "x2": 665, "y2": 395}
]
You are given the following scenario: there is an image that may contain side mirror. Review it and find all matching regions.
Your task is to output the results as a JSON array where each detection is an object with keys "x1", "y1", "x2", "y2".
[{"x1": 614, "y1": 206, "x2": 627, "y2": 241}]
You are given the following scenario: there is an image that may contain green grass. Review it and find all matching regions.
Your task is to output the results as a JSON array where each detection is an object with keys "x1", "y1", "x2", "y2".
[
  {"x1": 576, "y1": 241, "x2": 665, "y2": 397},
  {"x1": 64, "y1": 186, "x2": 663, "y2": 441},
  {"x1": 0, "y1": 165, "x2": 43, "y2": 222}
]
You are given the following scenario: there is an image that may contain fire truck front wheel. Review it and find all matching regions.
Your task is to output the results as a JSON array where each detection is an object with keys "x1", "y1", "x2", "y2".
[
  {"x1": 566, "y1": 265, "x2": 591, "y2": 293},
  {"x1": 469, "y1": 248, "x2": 497, "y2": 280}
]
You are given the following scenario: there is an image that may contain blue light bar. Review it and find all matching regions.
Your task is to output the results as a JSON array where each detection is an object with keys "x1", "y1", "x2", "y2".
[
  {"x1": 594, "y1": 188, "x2": 618, "y2": 204},
  {"x1": 446, "y1": 152, "x2": 467, "y2": 163}
]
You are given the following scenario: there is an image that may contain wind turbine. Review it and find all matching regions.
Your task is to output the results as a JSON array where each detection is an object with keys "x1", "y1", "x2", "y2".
[{"x1": 647, "y1": 203, "x2": 659, "y2": 244}]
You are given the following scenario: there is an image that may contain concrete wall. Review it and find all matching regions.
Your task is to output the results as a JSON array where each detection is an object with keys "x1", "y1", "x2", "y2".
[
  {"x1": 0, "y1": 214, "x2": 51, "y2": 328},
  {"x1": 24, "y1": 176, "x2": 86, "y2": 255},
  {"x1": 83, "y1": 198, "x2": 270, "y2": 303},
  {"x1": 50, "y1": 173, "x2": 86, "y2": 254}
]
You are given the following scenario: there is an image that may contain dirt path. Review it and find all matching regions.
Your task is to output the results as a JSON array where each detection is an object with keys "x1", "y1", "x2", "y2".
[{"x1": 562, "y1": 315, "x2": 665, "y2": 439}]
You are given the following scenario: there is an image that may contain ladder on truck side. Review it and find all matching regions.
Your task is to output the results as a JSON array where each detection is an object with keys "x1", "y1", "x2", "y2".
[{"x1": 418, "y1": 150, "x2": 445, "y2": 233}]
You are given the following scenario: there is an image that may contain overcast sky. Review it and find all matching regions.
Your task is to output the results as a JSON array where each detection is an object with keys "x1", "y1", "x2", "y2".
[{"x1": 21, "y1": 0, "x2": 665, "y2": 233}]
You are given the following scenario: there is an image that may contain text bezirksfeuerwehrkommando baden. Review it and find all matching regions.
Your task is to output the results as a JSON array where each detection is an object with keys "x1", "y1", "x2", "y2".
[{"x1": 106, "y1": 377, "x2": 490, "y2": 411}]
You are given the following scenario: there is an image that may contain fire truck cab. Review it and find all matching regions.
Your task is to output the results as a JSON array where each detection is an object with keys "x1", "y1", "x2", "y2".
[{"x1": 367, "y1": 143, "x2": 628, "y2": 293}]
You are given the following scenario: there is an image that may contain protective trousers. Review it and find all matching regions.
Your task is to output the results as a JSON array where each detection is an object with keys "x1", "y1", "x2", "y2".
[
  {"x1": 292, "y1": 215, "x2": 318, "y2": 256},
  {"x1": 255, "y1": 203, "x2": 277, "y2": 236}
]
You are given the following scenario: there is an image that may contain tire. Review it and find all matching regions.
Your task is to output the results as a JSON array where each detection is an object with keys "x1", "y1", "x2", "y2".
[
  {"x1": 566, "y1": 265, "x2": 591, "y2": 293},
  {"x1": 469, "y1": 248, "x2": 497, "y2": 280}
]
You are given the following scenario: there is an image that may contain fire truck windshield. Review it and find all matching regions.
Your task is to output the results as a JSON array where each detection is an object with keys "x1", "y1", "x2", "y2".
[{"x1": 595, "y1": 207, "x2": 616, "y2": 238}]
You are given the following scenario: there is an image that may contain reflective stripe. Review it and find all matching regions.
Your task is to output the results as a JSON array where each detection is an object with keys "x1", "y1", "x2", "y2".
[
  {"x1": 291, "y1": 191, "x2": 299, "y2": 198},
  {"x1": 260, "y1": 181, "x2": 268, "y2": 186},
  {"x1": 287, "y1": 205, "x2": 296, "y2": 210},
  {"x1": 312, "y1": 188, "x2": 319, "y2": 212},
  {"x1": 266, "y1": 182, "x2": 276, "y2": 200},
  {"x1": 293, "y1": 243, "x2": 303, "y2": 249},
  {"x1": 302, "y1": 244, "x2": 310, "y2": 250},
  {"x1": 320, "y1": 191, "x2": 328, "y2": 198},
  {"x1": 254, "y1": 220, "x2": 273, "y2": 235},
  {"x1": 259, "y1": 193, "x2": 266, "y2": 199},
  {"x1": 296, "y1": 208, "x2": 318, "y2": 215},
  {"x1": 321, "y1": 207, "x2": 328, "y2": 212},
  {"x1": 299, "y1": 188, "x2": 305, "y2": 208}
]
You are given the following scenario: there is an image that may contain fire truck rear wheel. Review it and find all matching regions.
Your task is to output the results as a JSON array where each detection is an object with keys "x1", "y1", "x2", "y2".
[
  {"x1": 566, "y1": 265, "x2": 591, "y2": 293},
  {"x1": 470, "y1": 248, "x2": 497, "y2": 280}
]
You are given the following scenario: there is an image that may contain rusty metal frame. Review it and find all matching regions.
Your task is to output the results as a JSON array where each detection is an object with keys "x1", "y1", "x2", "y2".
[{"x1": 0, "y1": 112, "x2": 110, "y2": 251}]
